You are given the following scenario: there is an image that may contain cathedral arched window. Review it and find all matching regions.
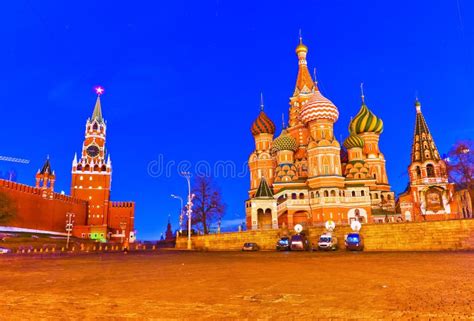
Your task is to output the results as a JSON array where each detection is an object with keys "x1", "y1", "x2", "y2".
[
  {"x1": 101, "y1": 165, "x2": 107, "y2": 171},
  {"x1": 93, "y1": 123, "x2": 98, "y2": 131},
  {"x1": 316, "y1": 191, "x2": 320, "y2": 198},
  {"x1": 323, "y1": 190, "x2": 329, "y2": 197},
  {"x1": 76, "y1": 164, "x2": 82, "y2": 171},
  {"x1": 351, "y1": 191, "x2": 356, "y2": 197},
  {"x1": 361, "y1": 190, "x2": 365, "y2": 197},
  {"x1": 415, "y1": 166, "x2": 421, "y2": 178},
  {"x1": 330, "y1": 190, "x2": 336, "y2": 197},
  {"x1": 299, "y1": 193, "x2": 304, "y2": 199},
  {"x1": 426, "y1": 164, "x2": 435, "y2": 177},
  {"x1": 322, "y1": 157, "x2": 330, "y2": 175},
  {"x1": 291, "y1": 193, "x2": 297, "y2": 200}
]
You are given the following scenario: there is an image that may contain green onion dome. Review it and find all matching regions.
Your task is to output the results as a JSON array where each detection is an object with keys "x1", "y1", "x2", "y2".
[
  {"x1": 343, "y1": 134, "x2": 364, "y2": 149},
  {"x1": 272, "y1": 129, "x2": 298, "y2": 152},
  {"x1": 349, "y1": 103, "x2": 383, "y2": 134},
  {"x1": 251, "y1": 111, "x2": 276, "y2": 136}
]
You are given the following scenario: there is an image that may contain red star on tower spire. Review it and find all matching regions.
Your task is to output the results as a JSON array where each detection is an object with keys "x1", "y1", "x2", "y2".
[{"x1": 95, "y1": 86, "x2": 104, "y2": 96}]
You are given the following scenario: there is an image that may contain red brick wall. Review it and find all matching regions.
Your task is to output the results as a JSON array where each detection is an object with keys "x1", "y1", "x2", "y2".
[
  {"x1": 0, "y1": 179, "x2": 88, "y2": 233},
  {"x1": 108, "y1": 201, "x2": 135, "y2": 237}
]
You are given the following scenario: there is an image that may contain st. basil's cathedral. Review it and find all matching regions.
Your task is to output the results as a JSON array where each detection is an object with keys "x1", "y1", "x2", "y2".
[{"x1": 245, "y1": 38, "x2": 471, "y2": 230}]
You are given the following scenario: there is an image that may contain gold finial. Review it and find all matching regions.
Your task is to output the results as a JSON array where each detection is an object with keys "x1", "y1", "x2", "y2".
[
  {"x1": 260, "y1": 92, "x2": 264, "y2": 111},
  {"x1": 415, "y1": 91, "x2": 421, "y2": 111},
  {"x1": 360, "y1": 82, "x2": 365, "y2": 104},
  {"x1": 295, "y1": 29, "x2": 308, "y2": 54}
]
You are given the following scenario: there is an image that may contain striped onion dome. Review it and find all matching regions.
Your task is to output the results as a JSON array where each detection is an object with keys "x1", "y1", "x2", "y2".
[
  {"x1": 343, "y1": 134, "x2": 364, "y2": 149},
  {"x1": 272, "y1": 129, "x2": 298, "y2": 152},
  {"x1": 300, "y1": 90, "x2": 339, "y2": 124},
  {"x1": 251, "y1": 111, "x2": 276, "y2": 136},
  {"x1": 349, "y1": 103, "x2": 383, "y2": 134}
]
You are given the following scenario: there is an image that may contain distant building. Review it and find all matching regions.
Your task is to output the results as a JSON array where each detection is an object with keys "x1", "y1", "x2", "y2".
[
  {"x1": 165, "y1": 217, "x2": 174, "y2": 241},
  {"x1": 245, "y1": 38, "x2": 396, "y2": 230},
  {"x1": 0, "y1": 92, "x2": 135, "y2": 241},
  {"x1": 397, "y1": 100, "x2": 472, "y2": 221}
]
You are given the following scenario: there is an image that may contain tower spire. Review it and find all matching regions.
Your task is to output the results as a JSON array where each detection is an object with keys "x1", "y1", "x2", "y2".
[
  {"x1": 411, "y1": 100, "x2": 440, "y2": 163},
  {"x1": 92, "y1": 87, "x2": 104, "y2": 123},
  {"x1": 282, "y1": 113, "x2": 285, "y2": 129},
  {"x1": 360, "y1": 82, "x2": 365, "y2": 104},
  {"x1": 260, "y1": 92, "x2": 264, "y2": 111},
  {"x1": 313, "y1": 68, "x2": 318, "y2": 86},
  {"x1": 294, "y1": 31, "x2": 315, "y2": 96}
]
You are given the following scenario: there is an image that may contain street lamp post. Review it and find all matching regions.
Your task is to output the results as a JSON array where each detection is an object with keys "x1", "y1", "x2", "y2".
[
  {"x1": 65, "y1": 212, "x2": 75, "y2": 250},
  {"x1": 171, "y1": 194, "x2": 184, "y2": 233},
  {"x1": 120, "y1": 221, "x2": 127, "y2": 244},
  {"x1": 181, "y1": 172, "x2": 194, "y2": 250}
]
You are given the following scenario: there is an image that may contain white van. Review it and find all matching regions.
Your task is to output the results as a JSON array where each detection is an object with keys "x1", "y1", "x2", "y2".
[{"x1": 317, "y1": 233, "x2": 338, "y2": 251}]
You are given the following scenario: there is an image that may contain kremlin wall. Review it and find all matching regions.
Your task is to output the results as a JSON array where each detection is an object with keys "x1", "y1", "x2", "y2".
[
  {"x1": 0, "y1": 91, "x2": 135, "y2": 242},
  {"x1": 0, "y1": 179, "x2": 87, "y2": 233}
]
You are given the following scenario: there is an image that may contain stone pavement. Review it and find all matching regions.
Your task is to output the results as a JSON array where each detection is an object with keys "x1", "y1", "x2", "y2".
[{"x1": 0, "y1": 251, "x2": 473, "y2": 320}]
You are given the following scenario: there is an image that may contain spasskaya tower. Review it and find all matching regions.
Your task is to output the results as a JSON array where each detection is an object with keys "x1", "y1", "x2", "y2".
[{"x1": 71, "y1": 87, "x2": 112, "y2": 227}]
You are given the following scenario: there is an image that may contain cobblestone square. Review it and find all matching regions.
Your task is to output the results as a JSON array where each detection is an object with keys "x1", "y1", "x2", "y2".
[{"x1": 1, "y1": 251, "x2": 473, "y2": 320}]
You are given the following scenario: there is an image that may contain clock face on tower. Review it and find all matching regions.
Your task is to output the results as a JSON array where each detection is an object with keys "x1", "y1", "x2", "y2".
[{"x1": 86, "y1": 144, "x2": 100, "y2": 158}]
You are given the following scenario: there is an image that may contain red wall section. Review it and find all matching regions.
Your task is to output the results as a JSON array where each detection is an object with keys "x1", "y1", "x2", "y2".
[
  {"x1": 108, "y1": 201, "x2": 135, "y2": 237},
  {"x1": 0, "y1": 179, "x2": 88, "y2": 233}
]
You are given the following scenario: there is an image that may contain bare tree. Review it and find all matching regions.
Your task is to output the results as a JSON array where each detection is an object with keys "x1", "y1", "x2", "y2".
[
  {"x1": 0, "y1": 191, "x2": 17, "y2": 225},
  {"x1": 446, "y1": 140, "x2": 474, "y2": 192},
  {"x1": 191, "y1": 176, "x2": 226, "y2": 234}
]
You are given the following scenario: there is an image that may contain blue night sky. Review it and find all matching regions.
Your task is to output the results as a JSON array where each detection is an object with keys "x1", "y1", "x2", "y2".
[{"x1": 1, "y1": 1, "x2": 473, "y2": 239}]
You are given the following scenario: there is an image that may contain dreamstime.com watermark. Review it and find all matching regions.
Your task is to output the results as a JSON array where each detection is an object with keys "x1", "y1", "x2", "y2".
[{"x1": 147, "y1": 154, "x2": 249, "y2": 178}]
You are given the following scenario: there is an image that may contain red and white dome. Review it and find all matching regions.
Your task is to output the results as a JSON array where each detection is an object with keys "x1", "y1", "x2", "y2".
[{"x1": 300, "y1": 90, "x2": 339, "y2": 123}]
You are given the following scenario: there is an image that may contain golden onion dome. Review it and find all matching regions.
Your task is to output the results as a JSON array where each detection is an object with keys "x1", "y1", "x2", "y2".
[
  {"x1": 295, "y1": 42, "x2": 308, "y2": 54},
  {"x1": 349, "y1": 103, "x2": 383, "y2": 134},
  {"x1": 343, "y1": 134, "x2": 364, "y2": 149},
  {"x1": 272, "y1": 129, "x2": 298, "y2": 152}
]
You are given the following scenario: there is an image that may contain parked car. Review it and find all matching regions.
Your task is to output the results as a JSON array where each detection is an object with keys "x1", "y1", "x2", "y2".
[
  {"x1": 276, "y1": 236, "x2": 291, "y2": 251},
  {"x1": 345, "y1": 233, "x2": 364, "y2": 251},
  {"x1": 290, "y1": 234, "x2": 310, "y2": 251},
  {"x1": 318, "y1": 233, "x2": 338, "y2": 251},
  {"x1": 0, "y1": 247, "x2": 12, "y2": 254},
  {"x1": 242, "y1": 243, "x2": 260, "y2": 251}
]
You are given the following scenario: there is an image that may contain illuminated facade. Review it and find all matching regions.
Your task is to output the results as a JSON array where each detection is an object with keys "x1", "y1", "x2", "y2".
[
  {"x1": 397, "y1": 100, "x2": 472, "y2": 221},
  {"x1": 0, "y1": 90, "x2": 135, "y2": 241},
  {"x1": 246, "y1": 39, "x2": 395, "y2": 230}
]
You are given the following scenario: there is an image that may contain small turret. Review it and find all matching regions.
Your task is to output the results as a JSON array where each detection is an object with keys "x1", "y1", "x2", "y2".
[{"x1": 36, "y1": 156, "x2": 55, "y2": 198}]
